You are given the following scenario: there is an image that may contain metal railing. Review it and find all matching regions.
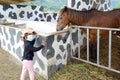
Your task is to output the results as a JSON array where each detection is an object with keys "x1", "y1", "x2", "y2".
[{"x1": 70, "y1": 25, "x2": 120, "y2": 74}]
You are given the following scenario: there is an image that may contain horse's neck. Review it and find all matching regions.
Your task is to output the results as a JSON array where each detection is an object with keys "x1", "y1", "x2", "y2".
[{"x1": 68, "y1": 10, "x2": 92, "y2": 25}]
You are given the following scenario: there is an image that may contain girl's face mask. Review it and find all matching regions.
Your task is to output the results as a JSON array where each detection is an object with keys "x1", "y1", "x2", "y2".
[{"x1": 26, "y1": 34, "x2": 36, "y2": 41}]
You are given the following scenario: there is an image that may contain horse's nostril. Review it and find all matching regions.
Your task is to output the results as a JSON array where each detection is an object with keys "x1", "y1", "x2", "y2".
[
  {"x1": 56, "y1": 27, "x2": 64, "y2": 31},
  {"x1": 56, "y1": 28, "x2": 59, "y2": 31},
  {"x1": 56, "y1": 27, "x2": 60, "y2": 31}
]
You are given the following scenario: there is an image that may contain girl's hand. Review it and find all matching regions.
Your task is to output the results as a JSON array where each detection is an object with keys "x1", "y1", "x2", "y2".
[{"x1": 41, "y1": 41, "x2": 46, "y2": 46}]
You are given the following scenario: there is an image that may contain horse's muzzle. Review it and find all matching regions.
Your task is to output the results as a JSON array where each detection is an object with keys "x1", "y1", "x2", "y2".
[{"x1": 56, "y1": 27, "x2": 63, "y2": 31}]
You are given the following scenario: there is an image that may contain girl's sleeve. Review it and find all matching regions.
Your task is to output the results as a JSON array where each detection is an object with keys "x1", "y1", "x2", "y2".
[{"x1": 31, "y1": 45, "x2": 44, "y2": 52}]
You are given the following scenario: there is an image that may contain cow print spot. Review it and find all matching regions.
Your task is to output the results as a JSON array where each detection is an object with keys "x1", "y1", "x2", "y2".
[
  {"x1": 9, "y1": 11, "x2": 17, "y2": 19},
  {"x1": 0, "y1": 13, "x2": 4, "y2": 18},
  {"x1": 47, "y1": 15, "x2": 52, "y2": 21},
  {"x1": 19, "y1": 11, "x2": 25, "y2": 18},
  {"x1": 71, "y1": 0, "x2": 76, "y2": 7},
  {"x1": 2, "y1": 4, "x2": 13, "y2": 11},
  {"x1": 31, "y1": 6, "x2": 37, "y2": 10},
  {"x1": 16, "y1": 5, "x2": 27, "y2": 8},
  {"x1": 27, "y1": 12, "x2": 33, "y2": 19}
]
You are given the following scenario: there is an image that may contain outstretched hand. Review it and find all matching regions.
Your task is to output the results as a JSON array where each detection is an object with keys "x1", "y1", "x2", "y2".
[{"x1": 41, "y1": 41, "x2": 46, "y2": 46}]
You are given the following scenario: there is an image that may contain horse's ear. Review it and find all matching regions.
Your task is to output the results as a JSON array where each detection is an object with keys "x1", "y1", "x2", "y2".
[{"x1": 63, "y1": 6, "x2": 67, "y2": 12}]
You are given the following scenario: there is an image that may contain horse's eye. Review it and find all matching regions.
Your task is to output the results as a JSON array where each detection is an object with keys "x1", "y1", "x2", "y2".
[
  {"x1": 57, "y1": 17, "x2": 62, "y2": 22},
  {"x1": 59, "y1": 17, "x2": 62, "y2": 19}
]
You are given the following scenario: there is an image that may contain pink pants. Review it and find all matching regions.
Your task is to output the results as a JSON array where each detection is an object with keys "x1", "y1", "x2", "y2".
[{"x1": 20, "y1": 60, "x2": 34, "y2": 80}]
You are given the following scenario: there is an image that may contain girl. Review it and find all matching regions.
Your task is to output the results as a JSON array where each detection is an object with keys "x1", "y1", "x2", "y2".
[{"x1": 20, "y1": 27, "x2": 45, "y2": 80}]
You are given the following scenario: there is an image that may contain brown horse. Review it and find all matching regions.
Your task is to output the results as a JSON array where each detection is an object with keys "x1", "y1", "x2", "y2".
[{"x1": 56, "y1": 6, "x2": 120, "y2": 61}]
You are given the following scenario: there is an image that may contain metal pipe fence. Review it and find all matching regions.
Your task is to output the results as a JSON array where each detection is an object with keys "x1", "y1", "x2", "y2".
[{"x1": 70, "y1": 25, "x2": 120, "y2": 74}]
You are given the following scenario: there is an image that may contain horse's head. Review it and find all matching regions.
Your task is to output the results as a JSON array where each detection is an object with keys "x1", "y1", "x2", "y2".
[{"x1": 56, "y1": 6, "x2": 70, "y2": 31}]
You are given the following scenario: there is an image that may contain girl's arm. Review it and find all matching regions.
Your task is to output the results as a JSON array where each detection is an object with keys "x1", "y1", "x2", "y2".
[
  {"x1": 31, "y1": 45, "x2": 44, "y2": 52},
  {"x1": 31, "y1": 41, "x2": 46, "y2": 52}
]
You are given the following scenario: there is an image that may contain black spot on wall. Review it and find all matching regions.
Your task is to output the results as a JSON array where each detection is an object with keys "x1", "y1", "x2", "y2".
[
  {"x1": 88, "y1": 6, "x2": 91, "y2": 10},
  {"x1": 10, "y1": 36, "x2": 15, "y2": 46},
  {"x1": 71, "y1": 0, "x2": 76, "y2": 7},
  {"x1": 101, "y1": 0, "x2": 105, "y2": 4},
  {"x1": 62, "y1": 31, "x2": 70, "y2": 43},
  {"x1": 19, "y1": 11, "x2": 25, "y2": 18},
  {"x1": 13, "y1": 47, "x2": 15, "y2": 54},
  {"x1": 0, "y1": 13, "x2": 4, "y2": 18},
  {"x1": 57, "y1": 63, "x2": 64, "y2": 70},
  {"x1": 46, "y1": 35, "x2": 55, "y2": 59},
  {"x1": 59, "y1": 45, "x2": 65, "y2": 52},
  {"x1": 16, "y1": 5, "x2": 27, "y2": 8},
  {"x1": 39, "y1": 6, "x2": 44, "y2": 11},
  {"x1": 83, "y1": 0, "x2": 89, "y2": 5},
  {"x1": 3, "y1": 39, "x2": 6, "y2": 46},
  {"x1": 0, "y1": 28, "x2": 3, "y2": 35},
  {"x1": 3, "y1": 27, "x2": 8, "y2": 40},
  {"x1": 67, "y1": 44, "x2": 71, "y2": 54},
  {"x1": 9, "y1": 11, "x2": 17, "y2": 19},
  {"x1": 56, "y1": 54, "x2": 62, "y2": 60},
  {"x1": 77, "y1": 1, "x2": 81, "y2": 9},
  {"x1": 17, "y1": 31, "x2": 22, "y2": 43},
  {"x1": 53, "y1": 13, "x2": 57, "y2": 20},
  {"x1": 100, "y1": 7, "x2": 104, "y2": 11},
  {"x1": 46, "y1": 49, "x2": 55, "y2": 59},
  {"x1": 34, "y1": 18, "x2": 39, "y2": 21},
  {"x1": 82, "y1": 8, "x2": 88, "y2": 11},
  {"x1": 33, "y1": 53, "x2": 45, "y2": 70},
  {"x1": 66, "y1": 44, "x2": 71, "y2": 60},
  {"x1": 31, "y1": 6, "x2": 37, "y2": 10},
  {"x1": 90, "y1": 0, "x2": 92, "y2": 4},
  {"x1": 8, "y1": 44, "x2": 11, "y2": 51},
  {"x1": 2, "y1": 4, "x2": 13, "y2": 11},
  {"x1": 27, "y1": 12, "x2": 33, "y2": 19},
  {"x1": 47, "y1": 15, "x2": 51, "y2": 21},
  {"x1": 9, "y1": 28, "x2": 16, "y2": 35},
  {"x1": 16, "y1": 47, "x2": 22, "y2": 59},
  {"x1": 41, "y1": 19, "x2": 45, "y2": 21},
  {"x1": 104, "y1": 4, "x2": 108, "y2": 10},
  {"x1": 44, "y1": 13, "x2": 48, "y2": 18},
  {"x1": 57, "y1": 35, "x2": 62, "y2": 42},
  {"x1": 35, "y1": 36, "x2": 45, "y2": 46},
  {"x1": 46, "y1": 35, "x2": 54, "y2": 48},
  {"x1": 39, "y1": 14, "x2": 43, "y2": 18},
  {"x1": 34, "y1": 11, "x2": 38, "y2": 15},
  {"x1": 9, "y1": 28, "x2": 16, "y2": 46},
  {"x1": 92, "y1": 1, "x2": 98, "y2": 9}
]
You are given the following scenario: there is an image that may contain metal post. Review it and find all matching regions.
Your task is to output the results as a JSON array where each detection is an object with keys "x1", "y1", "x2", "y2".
[
  {"x1": 108, "y1": 30, "x2": 112, "y2": 68},
  {"x1": 87, "y1": 28, "x2": 89, "y2": 61},
  {"x1": 97, "y1": 29, "x2": 100, "y2": 65},
  {"x1": 78, "y1": 28, "x2": 80, "y2": 59}
]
